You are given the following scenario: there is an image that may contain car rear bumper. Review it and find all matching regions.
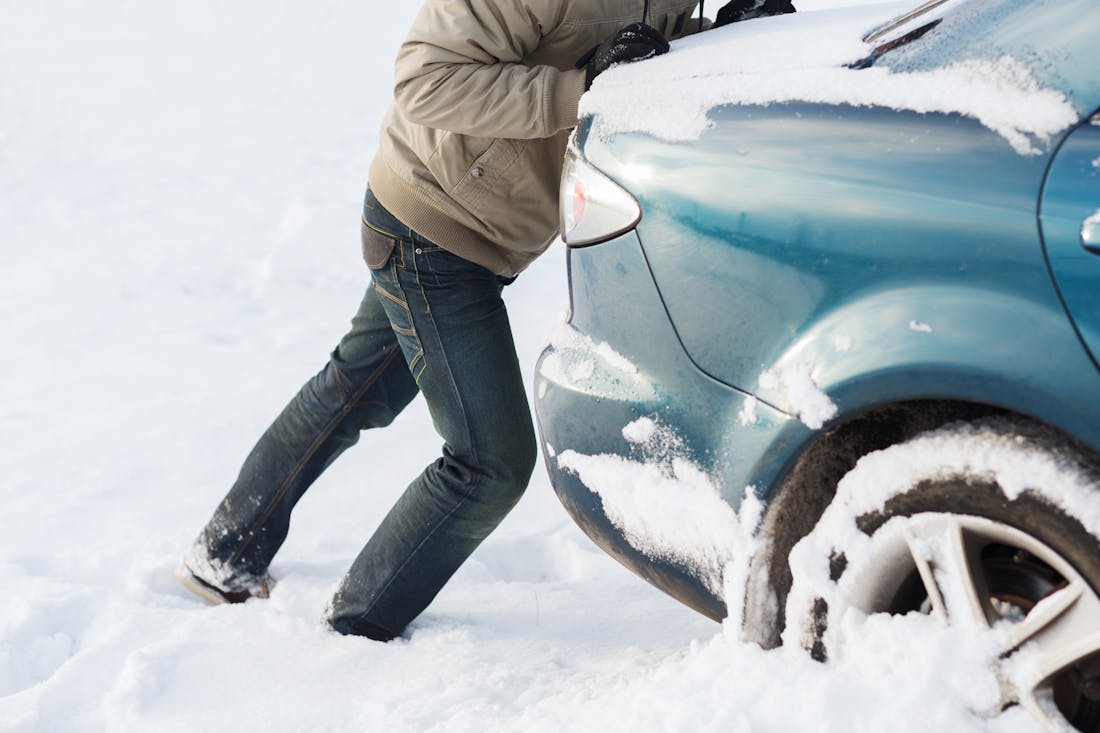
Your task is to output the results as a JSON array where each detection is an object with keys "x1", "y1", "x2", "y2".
[{"x1": 533, "y1": 230, "x2": 801, "y2": 621}]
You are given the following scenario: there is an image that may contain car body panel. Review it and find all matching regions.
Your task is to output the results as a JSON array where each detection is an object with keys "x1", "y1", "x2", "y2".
[
  {"x1": 535, "y1": 0, "x2": 1100, "y2": 626},
  {"x1": 1040, "y1": 117, "x2": 1100, "y2": 370},
  {"x1": 536, "y1": 229, "x2": 807, "y2": 620},
  {"x1": 579, "y1": 105, "x2": 1100, "y2": 451}
]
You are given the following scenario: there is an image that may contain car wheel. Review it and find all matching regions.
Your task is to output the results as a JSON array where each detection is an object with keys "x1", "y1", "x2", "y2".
[{"x1": 784, "y1": 419, "x2": 1100, "y2": 732}]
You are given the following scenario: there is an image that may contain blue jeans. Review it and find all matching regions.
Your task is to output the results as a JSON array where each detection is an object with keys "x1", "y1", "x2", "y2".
[{"x1": 192, "y1": 189, "x2": 537, "y2": 640}]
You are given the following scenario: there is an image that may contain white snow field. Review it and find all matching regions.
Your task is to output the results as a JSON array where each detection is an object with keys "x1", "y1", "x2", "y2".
[{"x1": 0, "y1": 1, "x2": 1046, "y2": 731}]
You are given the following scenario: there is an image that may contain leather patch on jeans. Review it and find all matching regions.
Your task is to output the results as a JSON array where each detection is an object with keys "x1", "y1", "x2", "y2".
[{"x1": 361, "y1": 218, "x2": 396, "y2": 270}]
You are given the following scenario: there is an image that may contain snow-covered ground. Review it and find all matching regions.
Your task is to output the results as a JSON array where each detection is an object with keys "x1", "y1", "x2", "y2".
[{"x1": 0, "y1": 2, "x2": 1041, "y2": 730}]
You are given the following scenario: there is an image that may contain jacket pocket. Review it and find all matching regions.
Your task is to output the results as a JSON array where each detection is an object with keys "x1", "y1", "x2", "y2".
[{"x1": 446, "y1": 137, "x2": 525, "y2": 211}]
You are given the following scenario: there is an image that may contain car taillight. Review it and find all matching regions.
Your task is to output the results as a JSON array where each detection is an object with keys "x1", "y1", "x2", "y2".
[{"x1": 559, "y1": 145, "x2": 642, "y2": 247}]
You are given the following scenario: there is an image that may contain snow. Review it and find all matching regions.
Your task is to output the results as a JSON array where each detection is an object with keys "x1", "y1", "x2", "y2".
[
  {"x1": 550, "y1": 323, "x2": 639, "y2": 375},
  {"x1": 1084, "y1": 210, "x2": 1100, "y2": 248},
  {"x1": 557, "y1": 446, "x2": 748, "y2": 599},
  {"x1": 0, "y1": 1, "x2": 1061, "y2": 730},
  {"x1": 556, "y1": 429, "x2": 1028, "y2": 731},
  {"x1": 759, "y1": 363, "x2": 838, "y2": 429},
  {"x1": 540, "y1": 322, "x2": 655, "y2": 401},
  {"x1": 582, "y1": 2, "x2": 1079, "y2": 154},
  {"x1": 180, "y1": 542, "x2": 269, "y2": 595},
  {"x1": 622, "y1": 415, "x2": 659, "y2": 444},
  {"x1": 833, "y1": 334, "x2": 855, "y2": 352},
  {"x1": 909, "y1": 319, "x2": 935, "y2": 333},
  {"x1": 738, "y1": 395, "x2": 760, "y2": 426},
  {"x1": 558, "y1": 419, "x2": 762, "y2": 619},
  {"x1": 785, "y1": 418, "x2": 1100, "y2": 647},
  {"x1": 567, "y1": 358, "x2": 596, "y2": 381}
]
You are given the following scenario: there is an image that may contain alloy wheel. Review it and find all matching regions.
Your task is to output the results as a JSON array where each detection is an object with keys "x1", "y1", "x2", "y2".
[{"x1": 844, "y1": 513, "x2": 1100, "y2": 731}]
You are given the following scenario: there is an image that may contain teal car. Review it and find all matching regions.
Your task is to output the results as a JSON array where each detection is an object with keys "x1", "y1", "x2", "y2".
[{"x1": 534, "y1": 0, "x2": 1100, "y2": 729}]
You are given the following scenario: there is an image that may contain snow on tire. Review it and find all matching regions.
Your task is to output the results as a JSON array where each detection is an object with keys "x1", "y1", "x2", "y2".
[{"x1": 783, "y1": 418, "x2": 1100, "y2": 732}]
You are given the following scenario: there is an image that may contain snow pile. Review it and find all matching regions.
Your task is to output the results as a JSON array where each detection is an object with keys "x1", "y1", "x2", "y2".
[
  {"x1": 582, "y1": 3, "x2": 1078, "y2": 154},
  {"x1": 489, "y1": 616, "x2": 1031, "y2": 732}
]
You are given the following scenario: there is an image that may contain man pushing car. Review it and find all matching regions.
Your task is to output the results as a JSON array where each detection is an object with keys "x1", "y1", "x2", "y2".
[{"x1": 176, "y1": 0, "x2": 792, "y2": 640}]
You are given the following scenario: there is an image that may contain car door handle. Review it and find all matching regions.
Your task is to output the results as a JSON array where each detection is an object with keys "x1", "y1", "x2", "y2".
[{"x1": 1082, "y1": 213, "x2": 1100, "y2": 255}]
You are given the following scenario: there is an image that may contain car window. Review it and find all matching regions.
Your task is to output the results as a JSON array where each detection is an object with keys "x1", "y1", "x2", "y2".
[{"x1": 865, "y1": 0, "x2": 1100, "y2": 117}]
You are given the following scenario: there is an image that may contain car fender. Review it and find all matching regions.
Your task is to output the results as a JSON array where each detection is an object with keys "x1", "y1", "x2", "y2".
[{"x1": 757, "y1": 282, "x2": 1100, "y2": 457}]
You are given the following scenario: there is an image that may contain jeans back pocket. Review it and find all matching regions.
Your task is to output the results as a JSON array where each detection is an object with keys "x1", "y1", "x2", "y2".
[{"x1": 361, "y1": 218, "x2": 398, "y2": 270}]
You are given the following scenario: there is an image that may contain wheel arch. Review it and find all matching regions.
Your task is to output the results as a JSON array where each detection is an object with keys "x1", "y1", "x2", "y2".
[{"x1": 740, "y1": 397, "x2": 1100, "y2": 649}]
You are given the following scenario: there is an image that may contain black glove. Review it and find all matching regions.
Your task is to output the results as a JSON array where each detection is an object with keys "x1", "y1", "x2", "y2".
[
  {"x1": 575, "y1": 22, "x2": 670, "y2": 91},
  {"x1": 714, "y1": 0, "x2": 796, "y2": 27}
]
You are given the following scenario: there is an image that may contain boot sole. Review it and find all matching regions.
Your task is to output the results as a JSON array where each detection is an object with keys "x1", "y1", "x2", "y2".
[{"x1": 174, "y1": 562, "x2": 231, "y2": 605}]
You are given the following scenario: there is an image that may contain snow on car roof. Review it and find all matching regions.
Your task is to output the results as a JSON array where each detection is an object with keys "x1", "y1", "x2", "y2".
[{"x1": 580, "y1": 0, "x2": 1080, "y2": 155}]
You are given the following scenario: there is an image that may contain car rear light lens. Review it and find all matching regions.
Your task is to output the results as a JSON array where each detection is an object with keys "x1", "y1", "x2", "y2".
[{"x1": 559, "y1": 146, "x2": 642, "y2": 247}]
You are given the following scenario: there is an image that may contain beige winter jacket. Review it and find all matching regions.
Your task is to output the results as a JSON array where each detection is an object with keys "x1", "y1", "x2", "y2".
[{"x1": 368, "y1": 0, "x2": 701, "y2": 277}]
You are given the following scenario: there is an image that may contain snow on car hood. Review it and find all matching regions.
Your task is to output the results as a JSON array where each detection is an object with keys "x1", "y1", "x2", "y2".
[{"x1": 580, "y1": 1, "x2": 1079, "y2": 155}]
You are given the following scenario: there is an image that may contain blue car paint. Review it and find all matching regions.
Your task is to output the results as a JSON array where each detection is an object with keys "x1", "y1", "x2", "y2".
[
  {"x1": 581, "y1": 103, "x2": 1100, "y2": 450},
  {"x1": 1041, "y1": 118, "x2": 1100, "y2": 370},
  {"x1": 535, "y1": 228, "x2": 801, "y2": 620},
  {"x1": 538, "y1": 112, "x2": 1100, "y2": 619},
  {"x1": 535, "y1": 1, "x2": 1100, "y2": 623}
]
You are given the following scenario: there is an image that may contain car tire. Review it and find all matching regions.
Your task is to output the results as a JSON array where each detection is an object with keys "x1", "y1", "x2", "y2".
[{"x1": 783, "y1": 418, "x2": 1100, "y2": 732}]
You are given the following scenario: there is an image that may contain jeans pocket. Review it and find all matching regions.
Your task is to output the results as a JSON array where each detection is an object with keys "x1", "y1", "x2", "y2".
[
  {"x1": 371, "y1": 255, "x2": 427, "y2": 383},
  {"x1": 361, "y1": 219, "x2": 397, "y2": 270}
]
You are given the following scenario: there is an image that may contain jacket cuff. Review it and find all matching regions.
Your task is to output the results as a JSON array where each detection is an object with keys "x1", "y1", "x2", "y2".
[{"x1": 548, "y1": 69, "x2": 587, "y2": 132}]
